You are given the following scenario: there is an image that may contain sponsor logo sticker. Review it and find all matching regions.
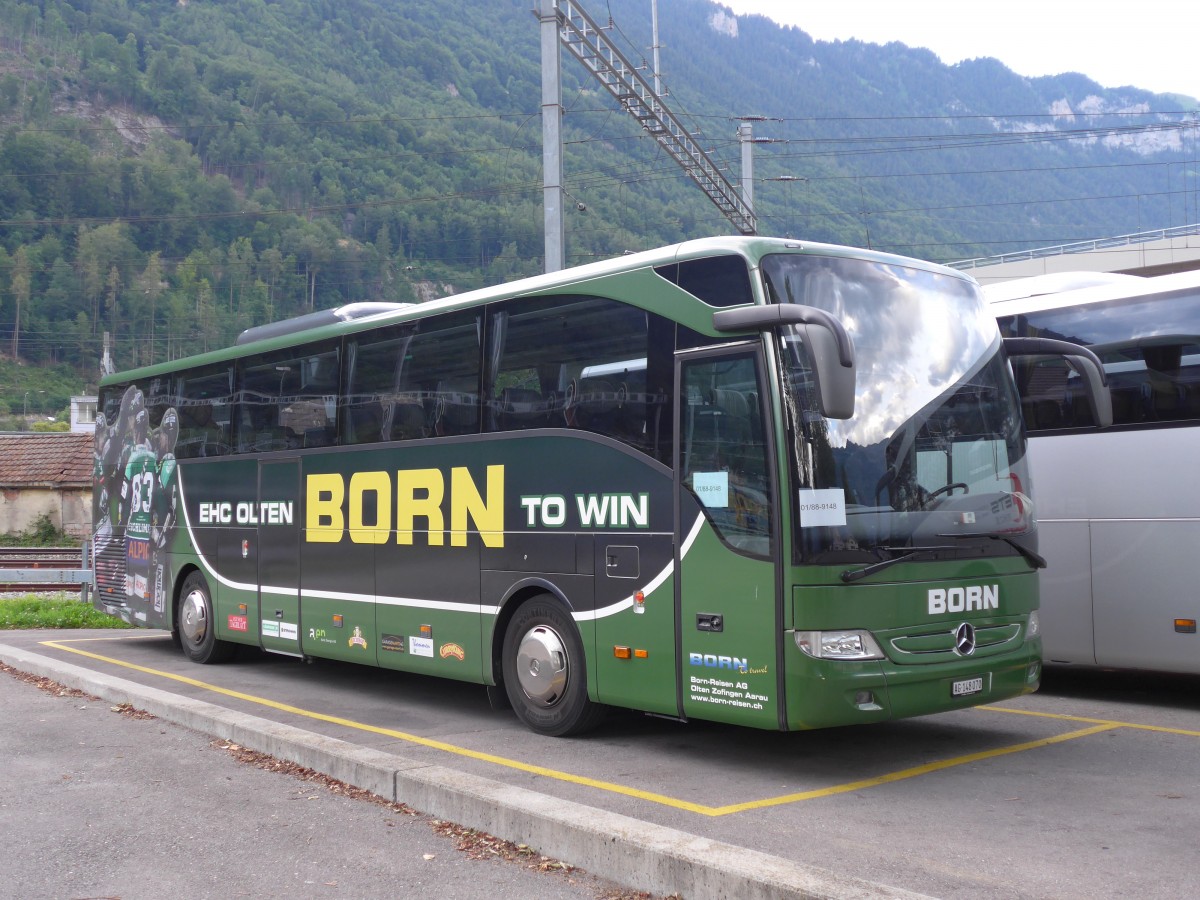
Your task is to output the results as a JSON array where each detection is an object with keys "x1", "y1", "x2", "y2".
[
  {"x1": 279, "y1": 622, "x2": 298, "y2": 641},
  {"x1": 410, "y1": 636, "x2": 434, "y2": 658},
  {"x1": 227, "y1": 614, "x2": 248, "y2": 632},
  {"x1": 439, "y1": 642, "x2": 465, "y2": 661},
  {"x1": 261, "y1": 621, "x2": 279, "y2": 638},
  {"x1": 348, "y1": 626, "x2": 369, "y2": 650},
  {"x1": 381, "y1": 634, "x2": 405, "y2": 653}
]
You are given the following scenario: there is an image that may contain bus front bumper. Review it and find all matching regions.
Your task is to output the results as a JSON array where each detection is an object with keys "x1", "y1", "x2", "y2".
[{"x1": 783, "y1": 641, "x2": 1041, "y2": 730}]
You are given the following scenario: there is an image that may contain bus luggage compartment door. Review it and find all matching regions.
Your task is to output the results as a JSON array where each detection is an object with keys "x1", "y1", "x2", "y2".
[{"x1": 258, "y1": 459, "x2": 301, "y2": 655}]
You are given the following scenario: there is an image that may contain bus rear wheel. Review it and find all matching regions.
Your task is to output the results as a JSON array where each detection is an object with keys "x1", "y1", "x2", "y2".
[
  {"x1": 178, "y1": 571, "x2": 235, "y2": 664},
  {"x1": 502, "y1": 596, "x2": 604, "y2": 737}
]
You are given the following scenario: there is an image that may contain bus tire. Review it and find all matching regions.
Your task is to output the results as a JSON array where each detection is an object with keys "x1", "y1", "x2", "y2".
[
  {"x1": 501, "y1": 595, "x2": 605, "y2": 737},
  {"x1": 178, "y1": 571, "x2": 235, "y2": 664}
]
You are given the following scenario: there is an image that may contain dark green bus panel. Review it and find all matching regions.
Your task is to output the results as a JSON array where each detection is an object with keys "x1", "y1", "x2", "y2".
[{"x1": 784, "y1": 566, "x2": 1040, "y2": 730}]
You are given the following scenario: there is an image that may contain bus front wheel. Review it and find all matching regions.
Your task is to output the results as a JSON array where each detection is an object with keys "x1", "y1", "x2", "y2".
[
  {"x1": 501, "y1": 596, "x2": 604, "y2": 737},
  {"x1": 178, "y1": 571, "x2": 235, "y2": 664}
]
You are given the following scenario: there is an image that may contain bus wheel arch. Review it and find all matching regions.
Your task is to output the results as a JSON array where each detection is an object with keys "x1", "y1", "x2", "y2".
[
  {"x1": 499, "y1": 590, "x2": 605, "y2": 736},
  {"x1": 177, "y1": 568, "x2": 235, "y2": 664},
  {"x1": 168, "y1": 563, "x2": 201, "y2": 648},
  {"x1": 490, "y1": 581, "x2": 568, "y2": 683}
]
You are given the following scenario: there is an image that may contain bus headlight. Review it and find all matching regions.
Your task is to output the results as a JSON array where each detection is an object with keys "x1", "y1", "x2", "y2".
[
  {"x1": 794, "y1": 630, "x2": 885, "y2": 660},
  {"x1": 1026, "y1": 609, "x2": 1041, "y2": 638}
]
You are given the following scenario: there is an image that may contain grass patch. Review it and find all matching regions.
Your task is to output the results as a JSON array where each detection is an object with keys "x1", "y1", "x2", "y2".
[
  {"x1": 0, "y1": 513, "x2": 78, "y2": 547},
  {"x1": 0, "y1": 595, "x2": 133, "y2": 630}
]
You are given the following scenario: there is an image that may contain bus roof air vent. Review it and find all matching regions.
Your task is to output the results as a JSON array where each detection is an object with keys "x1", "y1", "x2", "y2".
[{"x1": 235, "y1": 303, "x2": 408, "y2": 346}]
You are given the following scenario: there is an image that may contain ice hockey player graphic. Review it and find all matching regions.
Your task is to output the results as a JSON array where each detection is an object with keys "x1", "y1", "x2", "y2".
[
  {"x1": 91, "y1": 410, "x2": 120, "y2": 598},
  {"x1": 149, "y1": 408, "x2": 180, "y2": 614},
  {"x1": 119, "y1": 392, "x2": 157, "y2": 607},
  {"x1": 103, "y1": 386, "x2": 141, "y2": 526},
  {"x1": 92, "y1": 411, "x2": 110, "y2": 517}
]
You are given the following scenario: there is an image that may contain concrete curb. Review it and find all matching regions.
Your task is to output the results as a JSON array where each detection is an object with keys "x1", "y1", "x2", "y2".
[{"x1": 0, "y1": 641, "x2": 931, "y2": 900}]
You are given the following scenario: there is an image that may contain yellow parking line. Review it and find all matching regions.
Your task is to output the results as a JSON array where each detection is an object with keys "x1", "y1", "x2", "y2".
[
  {"x1": 710, "y1": 723, "x2": 1121, "y2": 814},
  {"x1": 981, "y1": 704, "x2": 1200, "y2": 738},
  {"x1": 41, "y1": 637, "x2": 716, "y2": 815},
  {"x1": 37, "y1": 636, "x2": 1189, "y2": 816}
]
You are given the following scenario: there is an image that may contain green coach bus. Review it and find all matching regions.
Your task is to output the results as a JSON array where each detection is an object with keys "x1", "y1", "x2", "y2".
[{"x1": 91, "y1": 236, "x2": 1101, "y2": 736}]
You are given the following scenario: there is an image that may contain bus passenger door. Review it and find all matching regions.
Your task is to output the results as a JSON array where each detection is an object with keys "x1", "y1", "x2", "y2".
[
  {"x1": 258, "y1": 459, "x2": 302, "y2": 656},
  {"x1": 676, "y1": 348, "x2": 783, "y2": 729}
]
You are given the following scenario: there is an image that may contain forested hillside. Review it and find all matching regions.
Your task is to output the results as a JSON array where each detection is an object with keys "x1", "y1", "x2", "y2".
[{"x1": 0, "y1": 0, "x2": 1196, "y2": 401}]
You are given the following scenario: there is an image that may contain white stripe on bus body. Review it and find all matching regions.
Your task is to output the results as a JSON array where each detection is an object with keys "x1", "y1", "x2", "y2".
[{"x1": 178, "y1": 479, "x2": 700, "y2": 624}]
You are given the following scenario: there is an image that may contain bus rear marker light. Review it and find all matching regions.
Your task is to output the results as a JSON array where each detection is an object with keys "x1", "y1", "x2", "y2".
[
  {"x1": 614, "y1": 646, "x2": 631, "y2": 659},
  {"x1": 1174, "y1": 619, "x2": 1196, "y2": 634}
]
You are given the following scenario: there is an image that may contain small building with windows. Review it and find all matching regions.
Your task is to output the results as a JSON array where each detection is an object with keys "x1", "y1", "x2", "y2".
[
  {"x1": 70, "y1": 395, "x2": 98, "y2": 433},
  {"x1": 0, "y1": 432, "x2": 93, "y2": 539}
]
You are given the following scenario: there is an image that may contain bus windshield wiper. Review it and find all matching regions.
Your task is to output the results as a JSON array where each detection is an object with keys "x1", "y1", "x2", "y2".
[
  {"x1": 937, "y1": 532, "x2": 1047, "y2": 570},
  {"x1": 991, "y1": 535, "x2": 1047, "y2": 570},
  {"x1": 840, "y1": 546, "x2": 957, "y2": 584}
]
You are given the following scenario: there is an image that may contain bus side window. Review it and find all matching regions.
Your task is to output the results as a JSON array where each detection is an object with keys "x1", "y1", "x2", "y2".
[
  {"x1": 680, "y1": 354, "x2": 772, "y2": 558},
  {"x1": 485, "y1": 294, "x2": 673, "y2": 459},
  {"x1": 1180, "y1": 343, "x2": 1200, "y2": 419},
  {"x1": 238, "y1": 344, "x2": 338, "y2": 451},
  {"x1": 344, "y1": 328, "x2": 410, "y2": 445},
  {"x1": 1005, "y1": 291, "x2": 1200, "y2": 432},
  {"x1": 495, "y1": 385, "x2": 549, "y2": 430},
  {"x1": 346, "y1": 312, "x2": 481, "y2": 443},
  {"x1": 418, "y1": 315, "x2": 481, "y2": 437},
  {"x1": 383, "y1": 398, "x2": 427, "y2": 441},
  {"x1": 654, "y1": 254, "x2": 754, "y2": 307},
  {"x1": 1013, "y1": 359, "x2": 1073, "y2": 430},
  {"x1": 175, "y1": 366, "x2": 234, "y2": 459},
  {"x1": 433, "y1": 379, "x2": 480, "y2": 436},
  {"x1": 346, "y1": 401, "x2": 384, "y2": 444}
]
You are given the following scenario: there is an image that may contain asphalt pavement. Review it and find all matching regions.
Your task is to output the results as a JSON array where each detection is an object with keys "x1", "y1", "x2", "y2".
[
  {"x1": 11, "y1": 627, "x2": 1199, "y2": 899},
  {"x1": 1, "y1": 632, "x2": 923, "y2": 900},
  {"x1": 0, "y1": 663, "x2": 645, "y2": 900}
]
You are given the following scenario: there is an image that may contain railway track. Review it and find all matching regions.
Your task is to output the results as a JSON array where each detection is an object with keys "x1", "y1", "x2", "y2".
[{"x1": 0, "y1": 547, "x2": 90, "y2": 594}]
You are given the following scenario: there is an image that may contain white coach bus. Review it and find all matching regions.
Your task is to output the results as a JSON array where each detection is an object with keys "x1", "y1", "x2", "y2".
[{"x1": 989, "y1": 270, "x2": 1200, "y2": 673}]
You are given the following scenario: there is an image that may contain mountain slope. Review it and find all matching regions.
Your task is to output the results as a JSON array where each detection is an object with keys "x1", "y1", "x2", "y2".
[{"x1": 0, "y1": 0, "x2": 1195, "y2": 383}]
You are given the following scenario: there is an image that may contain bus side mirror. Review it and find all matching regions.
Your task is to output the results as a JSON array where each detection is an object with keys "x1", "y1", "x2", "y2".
[
  {"x1": 714, "y1": 304, "x2": 857, "y2": 419},
  {"x1": 1003, "y1": 337, "x2": 1114, "y2": 428}
]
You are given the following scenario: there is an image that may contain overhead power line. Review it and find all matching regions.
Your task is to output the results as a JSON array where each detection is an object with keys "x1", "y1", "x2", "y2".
[{"x1": 546, "y1": 0, "x2": 755, "y2": 235}]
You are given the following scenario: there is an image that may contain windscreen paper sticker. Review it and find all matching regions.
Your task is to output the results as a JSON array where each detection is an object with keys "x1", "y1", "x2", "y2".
[
  {"x1": 693, "y1": 471, "x2": 729, "y2": 508},
  {"x1": 798, "y1": 489, "x2": 847, "y2": 527}
]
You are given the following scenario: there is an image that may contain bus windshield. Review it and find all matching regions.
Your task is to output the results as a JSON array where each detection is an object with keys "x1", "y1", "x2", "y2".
[{"x1": 762, "y1": 254, "x2": 1032, "y2": 563}]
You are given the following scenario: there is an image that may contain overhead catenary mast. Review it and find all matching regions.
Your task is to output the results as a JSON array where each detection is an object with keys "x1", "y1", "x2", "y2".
[
  {"x1": 537, "y1": 0, "x2": 567, "y2": 272},
  {"x1": 650, "y1": 0, "x2": 662, "y2": 98},
  {"x1": 538, "y1": 0, "x2": 756, "y2": 272}
]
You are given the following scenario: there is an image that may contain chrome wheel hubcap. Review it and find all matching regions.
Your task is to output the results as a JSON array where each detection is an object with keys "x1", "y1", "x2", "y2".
[
  {"x1": 515, "y1": 624, "x2": 568, "y2": 708},
  {"x1": 180, "y1": 589, "x2": 209, "y2": 646}
]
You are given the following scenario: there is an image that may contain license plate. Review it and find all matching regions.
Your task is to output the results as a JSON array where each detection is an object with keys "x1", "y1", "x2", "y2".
[{"x1": 952, "y1": 676, "x2": 984, "y2": 697}]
